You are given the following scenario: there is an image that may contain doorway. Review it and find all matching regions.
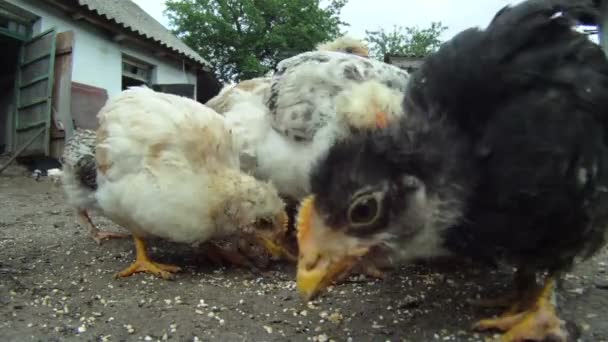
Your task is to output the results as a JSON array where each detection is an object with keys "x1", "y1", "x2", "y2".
[{"x1": 0, "y1": 34, "x2": 20, "y2": 155}]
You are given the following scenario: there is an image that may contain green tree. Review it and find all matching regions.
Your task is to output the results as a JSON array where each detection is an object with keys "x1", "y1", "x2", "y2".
[
  {"x1": 365, "y1": 22, "x2": 448, "y2": 60},
  {"x1": 165, "y1": 0, "x2": 348, "y2": 82}
]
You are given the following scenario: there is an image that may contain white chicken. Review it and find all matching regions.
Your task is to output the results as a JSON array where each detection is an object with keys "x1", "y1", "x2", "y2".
[
  {"x1": 60, "y1": 128, "x2": 129, "y2": 244},
  {"x1": 94, "y1": 86, "x2": 291, "y2": 279}
]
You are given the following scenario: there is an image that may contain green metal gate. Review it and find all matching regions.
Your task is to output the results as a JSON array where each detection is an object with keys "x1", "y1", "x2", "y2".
[{"x1": 13, "y1": 28, "x2": 56, "y2": 156}]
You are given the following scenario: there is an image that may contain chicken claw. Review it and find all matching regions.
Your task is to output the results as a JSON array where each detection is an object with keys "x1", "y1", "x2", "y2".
[
  {"x1": 356, "y1": 259, "x2": 387, "y2": 279},
  {"x1": 115, "y1": 236, "x2": 181, "y2": 279},
  {"x1": 77, "y1": 210, "x2": 130, "y2": 245},
  {"x1": 92, "y1": 231, "x2": 131, "y2": 245},
  {"x1": 472, "y1": 278, "x2": 567, "y2": 342}
]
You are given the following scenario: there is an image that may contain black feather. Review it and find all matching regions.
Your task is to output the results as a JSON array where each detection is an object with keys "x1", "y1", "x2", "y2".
[
  {"x1": 413, "y1": 0, "x2": 608, "y2": 272},
  {"x1": 74, "y1": 154, "x2": 98, "y2": 190},
  {"x1": 311, "y1": 0, "x2": 608, "y2": 274}
]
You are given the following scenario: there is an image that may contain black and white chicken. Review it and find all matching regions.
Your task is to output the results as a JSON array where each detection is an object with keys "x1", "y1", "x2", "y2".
[
  {"x1": 295, "y1": 1, "x2": 608, "y2": 341},
  {"x1": 210, "y1": 52, "x2": 408, "y2": 202},
  {"x1": 60, "y1": 128, "x2": 129, "y2": 244}
]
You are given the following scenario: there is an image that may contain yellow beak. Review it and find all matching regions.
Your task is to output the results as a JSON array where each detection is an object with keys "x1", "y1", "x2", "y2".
[
  {"x1": 259, "y1": 236, "x2": 297, "y2": 262},
  {"x1": 295, "y1": 196, "x2": 369, "y2": 301},
  {"x1": 296, "y1": 252, "x2": 359, "y2": 301},
  {"x1": 257, "y1": 211, "x2": 297, "y2": 262}
]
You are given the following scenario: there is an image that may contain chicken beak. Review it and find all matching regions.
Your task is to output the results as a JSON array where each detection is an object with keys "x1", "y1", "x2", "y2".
[
  {"x1": 257, "y1": 211, "x2": 297, "y2": 262},
  {"x1": 295, "y1": 196, "x2": 369, "y2": 301},
  {"x1": 259, "y1": 236, "x2": 297, "y2": 262},
  {"x1": 296, "y1": 251, "x2": 360, "y2": 302}
]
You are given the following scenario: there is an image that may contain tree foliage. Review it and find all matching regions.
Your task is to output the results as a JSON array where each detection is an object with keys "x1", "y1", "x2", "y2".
[
  {"x1": 165, "y1": 0, "x2": 348, "y2": 82},
  {"x1": 365, "y1": 22, "x2": 448, "y2": 61}
]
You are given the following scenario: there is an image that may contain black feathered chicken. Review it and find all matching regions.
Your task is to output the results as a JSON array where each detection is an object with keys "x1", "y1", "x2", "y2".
[{"x1": 295, "y1": 0, "x2": 608, "y2": 340}]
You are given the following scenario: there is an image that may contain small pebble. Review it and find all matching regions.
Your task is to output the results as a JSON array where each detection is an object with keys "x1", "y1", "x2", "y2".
[
  {"x1": 124, "y1": 324, "x2": 135, "y2": 334},
  {"x1": 594, "y1": 277, "x2": 608, "y2": 290},
  {"x1": 317, "y1": 334, "x2": 329, "y2": 342}
]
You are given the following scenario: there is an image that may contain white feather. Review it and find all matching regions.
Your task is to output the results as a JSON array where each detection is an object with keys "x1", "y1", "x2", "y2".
[{"x1": 95, "y1": 86, "x2": 284, "y2": 245}]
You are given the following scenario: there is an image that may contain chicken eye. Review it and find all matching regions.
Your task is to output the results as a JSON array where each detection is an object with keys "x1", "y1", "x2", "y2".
[
  {"x1": 347, "y1": 194, "x2": 381, "y2": 227},
  {"x1": 255, "y1": 218, "x2": 273, "y2": 230}
]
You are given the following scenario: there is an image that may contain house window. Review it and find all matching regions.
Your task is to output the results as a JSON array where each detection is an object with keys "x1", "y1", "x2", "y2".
[
  {"x1": 0, "y1": 1, "x2": 35, "y2": 40},
  {"x1": 121, "y1": 55, "x2": 154, "y2": 90},
  {"x1": 0, "y1": 16, "x2": 28, "y2": 38}
]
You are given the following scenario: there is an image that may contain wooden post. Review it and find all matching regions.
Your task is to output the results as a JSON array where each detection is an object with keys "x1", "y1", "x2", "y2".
[{"x1": 53, "y1": 31, "x2": 74, "y2": 141}]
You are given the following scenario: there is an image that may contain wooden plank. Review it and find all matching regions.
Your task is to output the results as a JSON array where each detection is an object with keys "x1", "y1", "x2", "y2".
[
  {"x1": 12, "y1": 38, "x2": 23, "y2": 150},
  {"x1": 45, "y1": 30, "x2": 57, "y2": 156},
  {"x1": 23, "y1": 28, "x2": 55, "y2": 44},
  {"x1": 12, "y1": 28, "x2": 57, "y2": 156},
  {"x1": 19, "y1": 74, "x2": 48, "y2": 88},
  {"x1": 16, "y1": 120, "x2": 46, "y2": 131},
  {"x1": 56, "y1": 46, "x2": 72, "y2": 56},
  {"x1": 20, "y1": 52, "x2": 51, "y2": 68},
  {"x1": 51, "y1": 30, "x2": 74, "y2": 158},
  {"x1": 70, "y1": 82, "x2": 108, "y2": 130},
  {"x1": 18, "y1": 97, "x2": 47, "y2": 110}
]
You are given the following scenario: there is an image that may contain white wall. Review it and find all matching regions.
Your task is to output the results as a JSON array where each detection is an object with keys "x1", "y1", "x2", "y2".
[{"x1": 7, "y1": 0, "x2": 197, "y2": 99}]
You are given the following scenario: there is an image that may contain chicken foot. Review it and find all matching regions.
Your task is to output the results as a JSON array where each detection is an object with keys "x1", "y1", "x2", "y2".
[
  {"x1": 472, "y1": 277, "x2": 567, "y2": 342},
  {"x1": 77, "y1": 210, "x2": 130, "y2": 245},
  {"x1": 115, "y1": 236, "x2": 181, "y2": 279}
]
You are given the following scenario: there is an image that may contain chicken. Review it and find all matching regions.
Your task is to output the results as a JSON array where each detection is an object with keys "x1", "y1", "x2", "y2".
[
  {"x1": 205, "y1": 35, "x2": 369, "y2": 116},
  {"x1": 315, "y1": 35, "x2": 370, "y2": 58},
  {"x1": 205, "y1": 76, "x2": 271, "y2": 115},
  {"x1": 204, "y1": 37, "x2": 408, "y2": 278},
  {"x1": 60, "y1": 128, "x2": 129, "y2": 244},
  {"x1": 94, "y1": 86, "x2": 292, "y2": 279},
  {"x1": 205, "y1": 34, "x2": 400, "y2": 193},
  {"x1": 295, "y1": 1, "x2": 608, "y2": 341},
  {"x1": 209, "y1": 51, "x2": 409, "y2": 202}
]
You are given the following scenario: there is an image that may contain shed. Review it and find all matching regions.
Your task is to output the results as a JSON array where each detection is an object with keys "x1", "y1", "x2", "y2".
[
  {"x1": 383, "y1": 54, "x2": 425, "y2": 73},
  {"x1": 0, "y1": 0, "x2": 221, "y2": 161}
]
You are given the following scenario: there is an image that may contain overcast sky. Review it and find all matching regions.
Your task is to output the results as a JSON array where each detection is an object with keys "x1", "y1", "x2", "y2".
[
  {"x1": 132, "y1": 0, "x2": 599, "y2": 43},
  {"x1": 131, "y1": 0, "x2": 529, "y2": 41}
]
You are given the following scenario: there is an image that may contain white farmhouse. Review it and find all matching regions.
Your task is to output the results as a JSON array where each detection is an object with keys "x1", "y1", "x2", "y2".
[{"x1": 0, "y1": 0, "x2": 220, "y2": 160}]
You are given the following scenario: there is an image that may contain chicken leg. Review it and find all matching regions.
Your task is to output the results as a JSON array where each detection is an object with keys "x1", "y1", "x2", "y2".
[
  {"x1": 472, "y1": 277, "x2": 567, "y2": 342},
  {"x1": 115, "y1": 236, "x2": 181, "y2": 279},
  {"x1": 76, "y1": 210, "x2": 130, "y2": 244}
]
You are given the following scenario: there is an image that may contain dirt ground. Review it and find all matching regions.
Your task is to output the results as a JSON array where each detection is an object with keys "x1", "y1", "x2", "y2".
[{"x1": 1, "y1": 161, "x2": 608, "y2": 342}]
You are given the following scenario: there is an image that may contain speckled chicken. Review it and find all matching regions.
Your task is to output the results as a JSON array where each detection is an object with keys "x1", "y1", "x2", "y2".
[
  {"x1": 315, "y1": 35, "x2": 370, "y2": 58},
  {"x1": 60, "y1": 128, "x2": 129, "y2": 244},
  {"x1": 206, "y1": 45, "x2": 409, "y2": 202}
]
